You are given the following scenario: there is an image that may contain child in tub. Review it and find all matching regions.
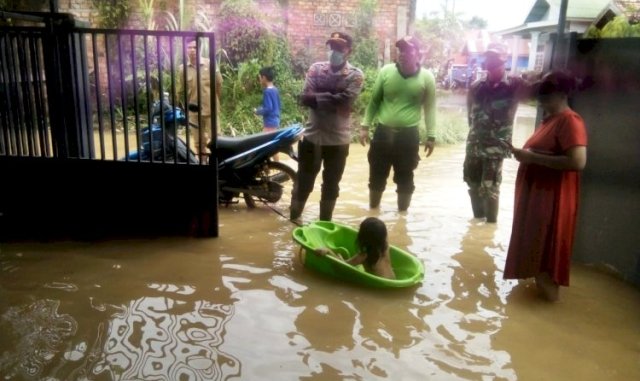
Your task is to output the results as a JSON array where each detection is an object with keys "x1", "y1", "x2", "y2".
[{"x1": 315, "y1": 217, "x2": 396, "y2": 279}]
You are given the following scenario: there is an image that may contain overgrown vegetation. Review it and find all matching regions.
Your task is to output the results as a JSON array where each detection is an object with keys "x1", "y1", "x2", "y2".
[
  {"x1": 214, "y1": 0, "x2": 306, "y2": 135},
  {"x1": 584, "y1": 15, "x2": 640, "y2": 38},
  {"x1": 92, "y1": 0, "x2": 132, "y2": 29},
  {"x1": 349, "y1": 0, "x2": 379, "y2": 70},
  {"x1": 431, "y1": 108, "x2": 469, "y2": 144}
]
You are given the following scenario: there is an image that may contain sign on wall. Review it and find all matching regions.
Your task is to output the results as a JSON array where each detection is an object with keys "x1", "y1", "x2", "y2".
[{"x1": 314, "y1": 12, "x2": 357, "y2": 28}]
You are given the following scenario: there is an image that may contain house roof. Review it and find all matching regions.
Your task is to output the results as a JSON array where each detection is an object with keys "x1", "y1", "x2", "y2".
[
  {"x1": 497, "y1": 0, "x2": 617, "y2": 37},
  {"x1": 525, "y1": 0, "x2": 611, "y2": 23}
]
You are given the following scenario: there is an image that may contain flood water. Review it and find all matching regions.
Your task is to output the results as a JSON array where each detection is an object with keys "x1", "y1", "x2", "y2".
[{"x1": 1, "y1": 108, "x2": 639, "y2": 380}]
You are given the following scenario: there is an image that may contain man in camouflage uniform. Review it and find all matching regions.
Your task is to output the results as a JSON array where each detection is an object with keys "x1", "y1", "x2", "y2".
[
  {"x1": 291, "y1": 32, "x2": 364, "y2": 221},
  {"x1": 464, "y1": 43, "x2": 533, "y2": 223}
]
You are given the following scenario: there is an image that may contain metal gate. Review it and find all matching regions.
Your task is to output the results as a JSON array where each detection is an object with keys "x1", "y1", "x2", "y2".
[{"x1": 0, "y1": 12, "x2": 219, "y2": 239}]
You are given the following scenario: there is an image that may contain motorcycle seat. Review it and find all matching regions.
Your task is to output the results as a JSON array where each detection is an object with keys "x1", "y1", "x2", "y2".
[{"x1": 215, "y1": 129, "x2": 284, "y2": 156}]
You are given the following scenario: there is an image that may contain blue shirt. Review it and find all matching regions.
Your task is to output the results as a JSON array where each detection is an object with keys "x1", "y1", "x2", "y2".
[{"x1": 256, "y1": 86, "x2": 281, "y2": 128}]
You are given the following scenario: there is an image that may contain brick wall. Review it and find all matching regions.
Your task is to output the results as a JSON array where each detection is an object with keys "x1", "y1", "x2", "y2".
[
  {"x1": 286, "y1": 0, "x2": 410, "y2": 62},
  {"x1": 57, "y1": 0, "x2": 412, "y2": 62}
]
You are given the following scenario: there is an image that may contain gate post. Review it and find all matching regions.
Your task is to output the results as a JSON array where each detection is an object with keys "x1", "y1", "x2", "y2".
[{"x1": 42, "y1": 13, "x2": 93, "y2": 159}]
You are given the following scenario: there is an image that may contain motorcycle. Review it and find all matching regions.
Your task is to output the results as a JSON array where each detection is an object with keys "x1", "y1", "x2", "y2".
[
  {"x1": 214, "y1": 125, "x2": 303, "y2": 208},
  {"x1": 124, "y1": 96, "x2": 303, "y2": 209},
  {"x1": 124, "y1": 96, "x2": 199, "y2": 164}
]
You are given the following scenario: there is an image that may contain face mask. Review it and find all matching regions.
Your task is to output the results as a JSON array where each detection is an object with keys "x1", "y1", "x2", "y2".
[{"x1": 329, "y1": 50, "x2": 346, "y2": 66}]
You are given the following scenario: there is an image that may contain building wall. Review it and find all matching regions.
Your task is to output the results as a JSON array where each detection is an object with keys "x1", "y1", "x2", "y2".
[
  {"x1": 286, "y1": 0, "x2": 410, "y2": 62},
  {"x1": 52, "y1": 0, "x2": 415, "y2": 78},
  {"x1": 56, "y1": 0, "x2": 412, "y2": 63},
  {"x1": 570, "y1": 38, "x2": 640, "y2": 287}
]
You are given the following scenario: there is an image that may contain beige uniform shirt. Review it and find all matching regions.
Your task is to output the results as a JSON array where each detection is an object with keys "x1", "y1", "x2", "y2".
[{"x1": 182, "y1": 58, "x2": 222, "y2": 131}]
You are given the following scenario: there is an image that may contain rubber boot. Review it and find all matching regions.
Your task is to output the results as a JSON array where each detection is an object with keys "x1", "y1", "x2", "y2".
[
  {"x1": 468, "y1": 189, "x2": 485, "y2": 219},
  {"x1": 397, "y1": 193, "x2": 412, "y2": 212},
  {"x1": 369, "y1": 190, "x2": 383, "y2": 209},
  {"x1": 319, "y1": 200, "x2": 336, "y2": 221},
  {"x1": 290, "y1": 199, "x2": 307, "y2": 220},
  {"x1": 485, "y1": 197, "x2": 499, "y2": 223}
]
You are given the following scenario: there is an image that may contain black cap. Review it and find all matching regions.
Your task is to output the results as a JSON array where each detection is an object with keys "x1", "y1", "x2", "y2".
[{"x1": 326, "y1": 32, "x2": 353, "y2": 49}]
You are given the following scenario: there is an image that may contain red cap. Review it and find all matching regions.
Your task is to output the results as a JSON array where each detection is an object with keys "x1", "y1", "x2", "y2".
[
  {"x1": 484, "y1": 42, "x2": 508, "y2": 63},
  {"x1": 395, "y1": 35, "x2": 422, "y2": 52}
]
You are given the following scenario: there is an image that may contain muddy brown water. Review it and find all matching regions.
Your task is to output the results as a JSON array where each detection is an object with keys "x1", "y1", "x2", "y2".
[{"x1": 1, "y1": 109, "x2": 638, "y2": 380}]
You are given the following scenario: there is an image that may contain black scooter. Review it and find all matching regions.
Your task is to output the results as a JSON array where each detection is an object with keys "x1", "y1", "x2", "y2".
[
  {"x1": 214, "y1": 124, "x2": 303, "y2": 208},
  {"x1": 124, "y1": 97, "x2": 303, "y2": 209}
]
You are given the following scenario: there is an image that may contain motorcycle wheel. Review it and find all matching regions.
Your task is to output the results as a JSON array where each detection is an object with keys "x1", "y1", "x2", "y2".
[{"x1": 245, "y1": 161, "x2": 296, "y2": 209}]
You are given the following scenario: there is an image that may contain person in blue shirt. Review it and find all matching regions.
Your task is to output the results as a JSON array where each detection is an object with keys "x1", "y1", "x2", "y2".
[{"x1": 254, "y1": 66, "x2": 281, "y2": 132}]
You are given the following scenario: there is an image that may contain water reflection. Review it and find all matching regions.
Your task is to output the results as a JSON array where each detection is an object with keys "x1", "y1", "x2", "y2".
[
  {"x1": 92, "y1": 297, "x2": 239, "y2": 380},
  {"x1": 0, "y1": 299, "x2": 77, "y2": 379}
]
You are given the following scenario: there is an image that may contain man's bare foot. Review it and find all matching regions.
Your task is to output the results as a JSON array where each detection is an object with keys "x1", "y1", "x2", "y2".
[{"x1": 535, "y1": 273, "x2": 559, "y2": 302}]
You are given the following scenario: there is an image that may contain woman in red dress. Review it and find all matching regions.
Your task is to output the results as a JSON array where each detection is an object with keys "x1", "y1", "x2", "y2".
[{"x1": 504, "y1": 71, "x2": 588, "y2": 301}]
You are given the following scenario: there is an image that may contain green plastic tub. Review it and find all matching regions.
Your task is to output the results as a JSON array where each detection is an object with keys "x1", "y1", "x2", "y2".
[{"x1": 292, "y1": 220, "x2": 424, "y2": 288}]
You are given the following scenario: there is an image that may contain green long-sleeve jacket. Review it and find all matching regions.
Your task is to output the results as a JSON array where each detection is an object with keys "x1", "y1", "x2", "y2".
[{"x1": 363, "y1": 64, "x2": 436, "y2": 139}]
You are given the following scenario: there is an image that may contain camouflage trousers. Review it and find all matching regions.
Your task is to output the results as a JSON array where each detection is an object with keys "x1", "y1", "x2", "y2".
[{"x1": 463, "y1": 156, "x2": 504, "y2": 199}]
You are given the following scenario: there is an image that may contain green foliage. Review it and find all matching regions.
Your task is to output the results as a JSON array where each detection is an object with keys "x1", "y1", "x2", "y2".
[
  {"x1": 92, "y1": 0, "x2": 131, "y2": 29},
  {"x1": 194, "y1": 4, "x2": 214, "y2": 32},
  {"x1": 414, "y1": 11, "x2": 466, "y2": 73},
  {"x1": 587, "y1": 15, "x2": 640, "y2": 38},
  {"x1": 217, "y1": 0, "x2": 273, "y2": 65},
  {"x1": 219, "y1": 58, "x2": 305, "y2": 135},
  {"x1": 601, "y1": 16, "x2": 633, "y2": 37},
  {"x1": 466, "y1": 16, "x2": 487, "y2": 30},
  {"x1": 584, "y1": 25, "x2": 601, "y2": 38},
  {"x1": 214, "y1": 0, "x2": 307, "y2": 135},
  {"x1": 351, "y1": 67, "x2": 378, "y2": 130},
  {"x1": 138, "y1": 0, "x2": 156, "y2": 30},
  {"x1": 291, "y1": 48, "x2": 313, "y2": 78},
  {"x1": 350, "y1": 0, "x2": 379, "y2": 70},
  {"x1": 430, "y1": 108, "x2": 468, "y2": 144}
]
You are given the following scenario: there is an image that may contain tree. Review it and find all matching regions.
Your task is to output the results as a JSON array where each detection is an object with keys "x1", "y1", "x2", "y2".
[
  {"x1": 414, "y1": 9, "x2": 465, "y2": 72},
  {"x1": 466, "y1": 16, "x2": 487, "y2": 30}
]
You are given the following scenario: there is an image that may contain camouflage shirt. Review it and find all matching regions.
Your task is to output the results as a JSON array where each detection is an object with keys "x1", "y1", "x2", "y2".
[{"x1": 466, "y1": 74, "x2": 529, "y2": 158}]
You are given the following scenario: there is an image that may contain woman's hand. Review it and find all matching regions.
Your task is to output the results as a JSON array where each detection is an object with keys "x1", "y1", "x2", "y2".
[
  {"x1": 512, "y1": 146, "x2": 587, "y2": 170},
  {"x1": 512, "y1": 147, "x2": 533, "y2": 163}
]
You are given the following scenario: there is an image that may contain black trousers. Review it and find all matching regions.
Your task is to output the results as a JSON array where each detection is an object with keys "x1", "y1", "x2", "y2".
[
  {"x1": 368, "y1": 125, "x2": 420, "y2": 194},
  {"x1": 293, "y1": 138, "x2": 349, "y2": 202}
]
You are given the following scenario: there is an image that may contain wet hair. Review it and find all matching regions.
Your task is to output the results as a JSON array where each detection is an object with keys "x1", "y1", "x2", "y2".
[
  {"x1": 259, "y1": 66, "x2": 276, "y2": 82},
  {"x1": 356, "y1": 217, "x2": 389, "y2": 267}
]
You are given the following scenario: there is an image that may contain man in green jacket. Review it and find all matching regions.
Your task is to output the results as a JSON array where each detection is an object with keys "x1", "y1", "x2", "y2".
[{"x1": 359, "y1": 35, "x2": 436, "y2": 211}]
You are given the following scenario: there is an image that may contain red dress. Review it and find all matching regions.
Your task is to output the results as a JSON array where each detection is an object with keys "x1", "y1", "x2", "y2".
[{"x1": 504, "y1": 109, "x2": 588, "y2": 286}]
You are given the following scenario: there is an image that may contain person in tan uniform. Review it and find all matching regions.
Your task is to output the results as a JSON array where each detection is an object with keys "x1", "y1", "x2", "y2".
[{"x1": 182, "y1": 37, "x2": 223, "y2": 162}]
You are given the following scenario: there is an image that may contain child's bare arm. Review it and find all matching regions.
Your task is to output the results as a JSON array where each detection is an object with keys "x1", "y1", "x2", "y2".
[
  {"x1": 315, "y1": 247, "x2": 333, "y2": 256},
  {"x1": 315, "y1": 247, "x2": 344, "y2": 260},
  {"x1": 345, "y1": 253, "x2": 366, "y2": 266}
]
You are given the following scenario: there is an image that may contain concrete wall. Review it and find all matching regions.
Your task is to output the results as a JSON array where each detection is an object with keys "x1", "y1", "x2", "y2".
[{"x1": 570, "y1": 38, "x2": 640, "y2": 287}]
